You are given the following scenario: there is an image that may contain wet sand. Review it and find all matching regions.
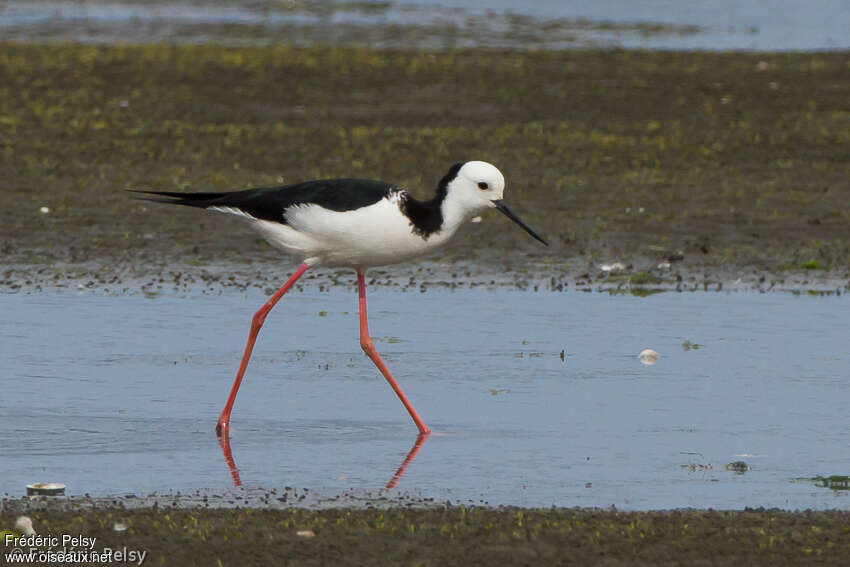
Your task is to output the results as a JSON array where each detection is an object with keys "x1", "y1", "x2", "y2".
[{"x1": 1, "y1": 44, "x2": 849, "y2": 294}]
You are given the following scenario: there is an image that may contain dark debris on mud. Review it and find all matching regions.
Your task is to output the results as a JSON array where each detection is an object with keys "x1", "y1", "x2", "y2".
[{"x1": 2, "y1": 256, "x2": 847, "y2": 296}]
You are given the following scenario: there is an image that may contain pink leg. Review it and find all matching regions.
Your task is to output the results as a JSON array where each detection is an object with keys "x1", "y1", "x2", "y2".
[
  {"x1": 216, "y1": 262, "x2": 310, "y2": 437},
  {"x1": 357, "y1": 271, "x2": 431, "y2": 435}
]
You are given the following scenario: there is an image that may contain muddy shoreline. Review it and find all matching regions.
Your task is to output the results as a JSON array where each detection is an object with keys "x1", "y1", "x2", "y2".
[
  {"x1": 2, "y1": 257, "x2": 848, "y2": 296},
  {"x1": 3, "y1": 498, "x2": 850, "y2": 565},
  {"x1": 2, "y1": 44, "x2": 849, "y2": 294}
]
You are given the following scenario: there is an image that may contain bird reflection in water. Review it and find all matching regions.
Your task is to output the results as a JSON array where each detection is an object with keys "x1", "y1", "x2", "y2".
[{"x1": 218, "y1": 432, "x2": 429, "y2": 489}]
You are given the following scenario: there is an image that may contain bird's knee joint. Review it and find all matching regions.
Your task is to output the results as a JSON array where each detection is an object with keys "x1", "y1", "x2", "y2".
[{"x1": 360, "y1": 339, "x2": 375, "y2": 356}]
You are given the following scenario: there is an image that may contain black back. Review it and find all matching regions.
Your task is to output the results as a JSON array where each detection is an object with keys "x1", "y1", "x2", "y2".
[
  {"x1": 132, "y1": 163, "x2": 466, "y2": 239},
  {"x1": 132, "y1": 178, "x2": 394, "y2": 224}
]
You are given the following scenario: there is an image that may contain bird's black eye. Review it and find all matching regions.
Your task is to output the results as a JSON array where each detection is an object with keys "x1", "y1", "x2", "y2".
[{"x1": 477, "y1": 182, "x2": 489, "y2": 190}]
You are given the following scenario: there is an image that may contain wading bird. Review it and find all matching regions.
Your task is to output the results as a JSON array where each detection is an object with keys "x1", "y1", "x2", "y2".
[{"x1": 133, "y1": 161, "x2": 548, "y2": 437}]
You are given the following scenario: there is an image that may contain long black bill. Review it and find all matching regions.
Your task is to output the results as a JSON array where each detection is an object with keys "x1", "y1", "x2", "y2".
[{"x1": 492, "y1": 199, "x2": 549, "y2": 246}]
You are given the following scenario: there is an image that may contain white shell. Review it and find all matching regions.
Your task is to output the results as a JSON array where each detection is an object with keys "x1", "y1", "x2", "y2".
[{"x1": 639, "y1": 349, "x2": 659, "y2": 365}]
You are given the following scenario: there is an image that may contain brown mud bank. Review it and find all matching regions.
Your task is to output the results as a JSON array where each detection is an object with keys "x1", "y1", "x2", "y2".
[
  {"x1": 1, "y1": 44, "x2": 849, "y2": 293},
  {"x1": 3, "y1": 501, "x2": 850, "y2": 566}
]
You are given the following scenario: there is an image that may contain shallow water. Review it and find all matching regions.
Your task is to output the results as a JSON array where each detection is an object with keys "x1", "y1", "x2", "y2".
[
  {"x1": 1, "y1": 0, "x2": 847, "y2": 50},
  {"x1": 1, "y1": 289, "x2": 848, "y2": 510}
]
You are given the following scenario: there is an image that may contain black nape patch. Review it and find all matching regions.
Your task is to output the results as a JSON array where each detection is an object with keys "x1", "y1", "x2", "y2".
[
  {"x1": 437, "y1": 162, "x2": 464, "y2": 200},
  {"x1": 398, "y1": 162, "x2": 463, "y2": 239}
]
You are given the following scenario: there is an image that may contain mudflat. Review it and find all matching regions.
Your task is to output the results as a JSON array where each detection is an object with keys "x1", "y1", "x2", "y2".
[
  {"x1": 4, "y1": 501, "x2": 850, "y2": 566},
  {"x1": 1, "y1": 44, "x2": 848, "y2": 293}
]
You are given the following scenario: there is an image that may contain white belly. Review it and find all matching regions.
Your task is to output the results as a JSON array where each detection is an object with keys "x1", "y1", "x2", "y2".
[{"x1": 247, "y1": 197, "x2": 455, "y2": 268}]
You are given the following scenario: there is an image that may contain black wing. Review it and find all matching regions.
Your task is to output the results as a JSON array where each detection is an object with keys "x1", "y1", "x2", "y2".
[{"x1": 130, "y1": 178, "x2": 395, "y2": 224}]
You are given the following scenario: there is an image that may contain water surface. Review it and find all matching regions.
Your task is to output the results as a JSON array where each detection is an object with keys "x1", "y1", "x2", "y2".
[
  {"x1": 1, "y1": 0, "x2": 847, "y2": 50},
  {"x1": 1, "y1": 289, "x2": 847, "y2": 509}
]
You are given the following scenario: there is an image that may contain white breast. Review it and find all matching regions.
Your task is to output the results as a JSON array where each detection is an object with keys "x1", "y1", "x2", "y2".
[{"x1": 242, "y1": 195, "x2": 455, "y2": 268}]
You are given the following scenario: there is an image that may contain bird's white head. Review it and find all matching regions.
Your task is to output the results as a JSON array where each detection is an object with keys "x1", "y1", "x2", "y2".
[
  {"x1": 442, "y1": 161, "x2": 506, "y2": 212},
  {"x1": 440, "y1": 161, "x2": 548, "y2": 246}
]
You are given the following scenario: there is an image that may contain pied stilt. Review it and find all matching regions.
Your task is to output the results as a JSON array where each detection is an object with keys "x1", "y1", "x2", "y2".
[{"x1": 133, "y1": 161, "x2": 548, "y2": 437}]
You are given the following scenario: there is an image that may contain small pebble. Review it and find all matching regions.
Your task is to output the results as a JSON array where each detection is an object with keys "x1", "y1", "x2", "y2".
[
  {"x1": 15, "y1": 516, "x2": 35, "y2": 535},
  {"x1": 39, "y1": 206, "x2": 50, "y2": 214},
  {"x1": 296, "y1": 530, "x2": 316, "y2": 538},
  {"x1": 601, "y1": 262, "x2": 625, "y2": 273},
  {"x1": 113, "y1": 522, "x2": 128, "y2": 532}
]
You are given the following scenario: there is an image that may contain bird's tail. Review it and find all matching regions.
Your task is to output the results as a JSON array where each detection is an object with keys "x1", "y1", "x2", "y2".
[{"x1": 128, "y1": 189, "x2": 227, "y2": 208}]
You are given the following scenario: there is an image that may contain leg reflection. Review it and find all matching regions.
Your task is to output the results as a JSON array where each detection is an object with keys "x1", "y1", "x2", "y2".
[
  {"x1": 386, "y1": 433, "x2": 430, "y2": 489},
  {"x1": 218, "y1": 434, "x2": 242, "y2": 486},
  {"x1": 218, "y1": 431, "x2": 430, "y2": 489}
]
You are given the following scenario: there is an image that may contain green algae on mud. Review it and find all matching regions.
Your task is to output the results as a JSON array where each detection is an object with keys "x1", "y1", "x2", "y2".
[
  {"x1": 1, "y1": 44, "x2": 849, "y2": 292},
  {"x1": 3, "y1": 505, "x2": 850, "y2": 566},
  {"x1": 797, "y1": 475, "x2": 850, "y2": 491}
]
